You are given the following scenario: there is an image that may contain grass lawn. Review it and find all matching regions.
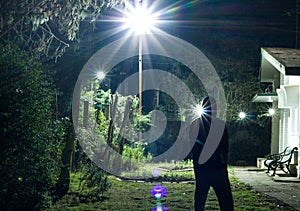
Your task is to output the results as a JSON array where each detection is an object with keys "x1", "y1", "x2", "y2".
[{"x1": 47, "y1": 166, "x2": 296, "y2": 211}]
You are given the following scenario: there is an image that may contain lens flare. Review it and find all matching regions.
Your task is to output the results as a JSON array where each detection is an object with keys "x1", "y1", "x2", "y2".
[
  {"x1": 122, "y1": 5, "x2": 157, "y2": 35},
  {"x1": 194, "y1": 104, "x2": 204, "y2": 117},
  {"x1": 96, "y1": 71, "x2": 105, "y2": 80},
  {"x1": 268, "y1": 108, "x2": 275, "y2": 116},
  {"x1": 238, "y1": 111, "x2": 246, "y2": 120}
]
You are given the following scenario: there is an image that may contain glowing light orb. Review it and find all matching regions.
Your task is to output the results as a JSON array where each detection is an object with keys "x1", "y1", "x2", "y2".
[
  {"x1": 96, "y1": 71, "x2": 105, "y2": 80},
  {"x1": 238, "y1": 111, "x2": 246, "y2": 120},
  {"x1": 268, "y1": 108, "x2": 275, "y2": 116},
  {"x1": 123, "y1": 6, "x2": 156, "y2": 35},
  {"x1": 151, "y1": 185, "x2": 169, "y2": 211},
  {"x1": 152, "y1": 206, "x2": 169, "y2": 211},
  {"x1": 194, "y1": 104, "x2": 204, "y2": 117},
  {"x1": 151, "y1": 185, "x2": 168, "y2": 199}
]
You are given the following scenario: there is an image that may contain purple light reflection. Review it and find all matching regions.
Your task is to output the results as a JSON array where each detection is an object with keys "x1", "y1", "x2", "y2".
[
  {"x1": 151, "y1": 184, "x2": 168, "y2": 198},
  {"x1": 151, "y1": 205, "x2": 169, "y2": 211}
]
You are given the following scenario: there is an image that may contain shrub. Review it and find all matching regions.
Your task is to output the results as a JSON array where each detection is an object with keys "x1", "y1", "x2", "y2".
[
  {"x1": 79, "y1": 162, "x2": 111, "y2": 201},
  {"x1": 0, "y1": 43, "x2": 62, "y2": 209}
]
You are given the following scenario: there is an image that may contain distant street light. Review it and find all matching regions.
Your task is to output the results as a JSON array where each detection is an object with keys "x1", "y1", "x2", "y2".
[
  {"x1": 238, "y1": 111, "x2": 247, "y2": 120},
  {"x1": 96, "y1": 71, "x2": 106, "y2": 80},
  {"x1": 268, "y1": 108, "x2": 275, "y2": 116}
]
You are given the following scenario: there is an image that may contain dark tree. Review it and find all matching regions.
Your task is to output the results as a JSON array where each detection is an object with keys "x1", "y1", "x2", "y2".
[{"x1": 0, "y1": 43, "x2": 61, "y2": 209}]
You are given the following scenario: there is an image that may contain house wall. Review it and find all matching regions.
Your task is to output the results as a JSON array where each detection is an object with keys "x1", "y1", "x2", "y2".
[
  {"x1": 285, "y1": 76, "x2": 299, "y2": 150},
  {"x1": 259, "y1": 48, "x2": 300, "y2": 177},
  {"x1": 278, "y1": 75, "x2": 300, "y2": 178},
  {"x1": 297, "y1": 82, "x2": 300, "y2": 178},
  {"x1": 279, "y1": 109, "x2": 289, "y2": 152}
]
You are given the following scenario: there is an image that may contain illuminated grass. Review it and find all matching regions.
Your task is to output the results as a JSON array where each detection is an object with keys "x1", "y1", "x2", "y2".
[{"x1": 47, "y1": 167, "x2": 295, "y2": 211}]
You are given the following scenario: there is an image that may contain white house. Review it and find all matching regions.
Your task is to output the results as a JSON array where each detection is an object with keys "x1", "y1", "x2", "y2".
[{"x1": 252, "y1": 47, "x2": 300, "y2": 178}]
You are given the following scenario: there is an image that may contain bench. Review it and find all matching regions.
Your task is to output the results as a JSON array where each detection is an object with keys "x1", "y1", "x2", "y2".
[{"x1": 264, "y1": 147, "x2": 298, "y2": 176}]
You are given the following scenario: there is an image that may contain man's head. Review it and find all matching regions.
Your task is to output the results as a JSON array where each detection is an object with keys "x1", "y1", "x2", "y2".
[{"x1": 201, "y1": 96, "x2": 217, "y2": 118}]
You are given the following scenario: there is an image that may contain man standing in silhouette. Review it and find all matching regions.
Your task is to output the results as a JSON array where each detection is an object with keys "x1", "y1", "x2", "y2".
[{"x1": 191, "y1": 96, "x2": 234, "y2": 211}]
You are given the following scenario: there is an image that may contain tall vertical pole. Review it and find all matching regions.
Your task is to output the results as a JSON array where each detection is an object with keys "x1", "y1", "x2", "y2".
[
  {"x1": 83, "y1": 100, "x2": 89, "y2": 129},
  {"x1": 138, "y1": 34, "x2": 143, "y2": 142},
  {"x1": 138, "y1": 35, "x2": 143, "y2": 115},
  {"x1": 295, "y1": 0, "x2": 300, "y2": 48}
]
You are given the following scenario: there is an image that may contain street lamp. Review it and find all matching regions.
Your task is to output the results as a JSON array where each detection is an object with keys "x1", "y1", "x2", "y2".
[
  {"x1": 96, "y1": 71, "x2": 106, "y2": 80},
  {"x1": 122, "y1": 1, "x2": 157, "y2": 115},
  {"x1": 268, "y1": 108, "x2": 276, "y2": 116},
  {"x1": 238, "y1": 111, "x2": 247, "y2": 120},
  {"x1": 124, "y1": 5, "x2": 156, "y2": 35}
]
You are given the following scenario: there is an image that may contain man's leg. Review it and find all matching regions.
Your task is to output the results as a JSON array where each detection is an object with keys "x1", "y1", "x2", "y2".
[
  {"x1": 212, "y1": 168, "x2": 234, "y2": 211},
  {"x1": 194, "y1": 170, "x2": 210, "y2": 211}
]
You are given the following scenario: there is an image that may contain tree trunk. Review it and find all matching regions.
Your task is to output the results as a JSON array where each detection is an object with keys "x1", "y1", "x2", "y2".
[
  {"x1": 118, "y1": 98, "x2": 132, "y2": 155},
  {"x1": 53, "y1": 118, "x2": 75, "y2": 201},
  {"x1": 103, "y1": 94, "x2": 118, "y2": 169}
]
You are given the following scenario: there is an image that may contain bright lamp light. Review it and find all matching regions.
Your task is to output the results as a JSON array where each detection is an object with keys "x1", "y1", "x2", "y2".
[
  {"x1": 194, "y1": 104, "x2": 204, "y2": 117},
  {"x1": 123, "y1": 6, "x2": 156, "y2": 35},
  {"x1": 268, "y1": 108, "x2": 275, "y2": 116},
  {"x1": 96, "y1": 71, "x2": 105, "y2": 80},
  {"x1": 238, "y1": 111, "x2": 246, "y2": 120}
]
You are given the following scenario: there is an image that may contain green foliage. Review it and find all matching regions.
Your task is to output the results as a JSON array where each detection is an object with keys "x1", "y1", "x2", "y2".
[
  {"x1": 119, "y1": 144, "x2": 152, "y2": 172},
  {"x1": 0, "y1": 0, "x2": 124, "y2": 61},
  {"x1": 94, "y1": 89, "x2": 151, "y2": 147},
  {"x1": 151, "y1": 160, "x2": 193, "y2": 171},
  {"x1": 0, "y1": 42, "x2": 64, "y2": 209},
  {"x1": 171, "y1": 159, "x2": 193, "y2": 170},
  {"x1": 156, "y1": 171, "x2": 194, "y2": 183},
  {"x1": 92, "y1": 89, "x2": 154, "y2": 174},
  {"x1": 224, "y1": 77, "x2": 262, "y2": 121},
  {"x1": 94, "y1": 89, "x2": 112, "y2": 107},
  {"x1": 133, "y1": 111, "x2": 152, "y2": 132},
  {"x1": 123, "y1": 144, "x2": 151, "y2": 161},
  {"x1": 79, "y1": 162, "x2": 111, "y2": 200},
  {"x1": 96, "y1": 111, "x2": 109, "y2": 138}
]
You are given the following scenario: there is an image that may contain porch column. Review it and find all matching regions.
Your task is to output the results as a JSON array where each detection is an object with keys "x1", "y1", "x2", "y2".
[
  {"x1": 298, "y1": 137, "x2": 300, "y2": 178},
  {"x1": 271, "y1": 101, "x2": 280, "y2": 154},
  {"x1": 271, "y1": 74, "x2": 280, "y2": 154},
  {"x1": 297, "y1": 84, "x2": 300, "y2": 178}
]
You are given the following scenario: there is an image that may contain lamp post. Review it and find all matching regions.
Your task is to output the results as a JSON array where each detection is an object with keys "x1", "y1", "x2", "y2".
[
  {"x1": 138, "y1": 31, "x2": 143, "y2": 115},
  {"x1": 123, "y1": 0, "x2": 156, "y2": 115}
]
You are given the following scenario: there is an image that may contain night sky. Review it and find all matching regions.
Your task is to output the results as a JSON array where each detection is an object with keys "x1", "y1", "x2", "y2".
[
  {"x1": 56, "y1": 0, "x2": 299, "y2": 113},
  {"x1": 85, "y1": 0, "x2": 298, "y2": 73}
]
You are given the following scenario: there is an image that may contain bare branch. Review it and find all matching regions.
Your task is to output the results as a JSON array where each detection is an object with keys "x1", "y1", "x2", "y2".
[{"x1": 39, "y1": 24, "x2": 70, "y2": 48}]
